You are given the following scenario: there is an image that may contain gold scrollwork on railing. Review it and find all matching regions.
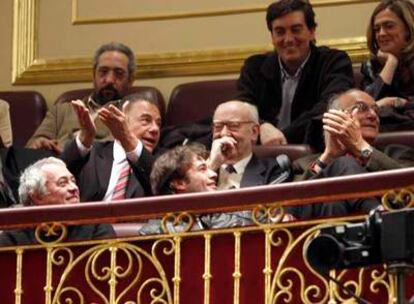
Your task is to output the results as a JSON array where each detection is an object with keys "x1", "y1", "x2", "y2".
[
  {"x1": 381, "y1": 188, "x2": 414, "y2": 210},
  {"x1": 252, "y1": 204, "x2": 286, "y2": 226},
  {"x1": 268, "y1": 223, "x2": 391, "y2": 303},
  {"x1": 35, "y1": 222, "x2": 68, "y2": 245},
  {"x1": 52, "y1": 241, "x2": 174, "y2": 304},
  {"x1": 271, "y1": 227, "x2": 326, "y2": 304},
  {"x1": 161, "y1": 212, "x2": 195, "y2": 234}
]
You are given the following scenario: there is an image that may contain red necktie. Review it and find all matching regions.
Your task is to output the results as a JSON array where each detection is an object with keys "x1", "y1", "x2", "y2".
[{"x1": 112, "y1": 161, "x2": 131, "y2": 201}]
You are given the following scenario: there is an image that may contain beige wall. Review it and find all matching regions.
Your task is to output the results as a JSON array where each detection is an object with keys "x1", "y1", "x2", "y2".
[{"x1": 1, "y1": 0, "x2": 378, "y2": 108}]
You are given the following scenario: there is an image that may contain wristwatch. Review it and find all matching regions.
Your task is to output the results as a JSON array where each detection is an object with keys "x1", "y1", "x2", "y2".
[{"x1": 360, "y1": 146, "x2": 373, "y2": 162}]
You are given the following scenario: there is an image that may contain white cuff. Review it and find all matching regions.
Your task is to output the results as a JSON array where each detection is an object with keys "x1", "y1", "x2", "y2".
[
  {"x1": 126, "y1": 140, "x2": 143, "y2": 163},
  {"x1": 75, "y1": 135, "x2": 92, "y2": 157}
]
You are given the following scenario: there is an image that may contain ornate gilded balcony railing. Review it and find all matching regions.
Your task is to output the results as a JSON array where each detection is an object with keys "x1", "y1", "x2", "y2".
[{"x1": 0, "y1": 167, "x2": 413, "y2": 304}]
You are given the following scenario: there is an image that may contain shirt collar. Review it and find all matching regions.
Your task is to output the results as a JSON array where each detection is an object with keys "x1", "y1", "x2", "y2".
[
  {"x1": 113, "y1": 140, "x2": 127, "y2": 164},
  {"x1": 223, "y1": 153, "x2": 253, "y2": 175},
  {"x1": 278, "y1": 50, "x2": 311, "y2": 80}
]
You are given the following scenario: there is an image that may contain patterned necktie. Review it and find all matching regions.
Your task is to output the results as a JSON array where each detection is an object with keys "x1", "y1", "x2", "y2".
[
  {"x1": 112, "y1": 161, "x2": 131, "y2": 201},
  {"x1": 225, "y1": 164, "x2": 237, "y2": 174}
]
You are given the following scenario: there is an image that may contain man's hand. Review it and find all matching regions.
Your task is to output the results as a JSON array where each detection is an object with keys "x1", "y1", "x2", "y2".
[
  {"x1": 71, "y1": 100, "x2": 96, "y2": 148},
  {"x1": 319, "y1": 130, "x2": 346, "y2": 164},
  {"x1": 259, "y1": 123, "x2": 287, "y2": 145},
  {"x1": 27, "y1": 138, "x2": 62, "y2": 154},
  {"x1": 208, "y1": 136, "x2": 237, "y2": 170},
  {"x1": 322, "y1": 109, "x2": 369, "y2": 157},
  {"x1": 377, "y1": 96, "x2": 408, "y2": 108},
  {"x1": 98, "y1": 103, "x2": 138, "y2": 152}
]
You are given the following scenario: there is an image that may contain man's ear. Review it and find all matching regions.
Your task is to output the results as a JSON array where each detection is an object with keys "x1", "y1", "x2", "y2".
[
  {"x1": 29, "y1": 192, "x2": 43, "y2": 206},
  {"x1": 170, "y1": 179, "x2": 187, "y2": 194},
  {"x1": 251, "y1": 123, "x2": 260, "y2": 143}
]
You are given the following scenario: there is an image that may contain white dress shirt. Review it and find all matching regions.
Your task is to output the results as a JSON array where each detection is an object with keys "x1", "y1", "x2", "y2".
[
  {"x1": 217, "y1": 153, "x2": 252, "y2": 190},
  {"x1": 75, "y1": 136, "x2": 143, "y2": 201}
]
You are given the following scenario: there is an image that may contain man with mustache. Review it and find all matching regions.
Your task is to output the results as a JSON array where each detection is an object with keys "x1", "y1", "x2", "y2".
[
  {"x1": 27, "y1": 42, "x2": 135, "y2": 154},
  {"x1": 62, "y1": 92, "x2": 161, "y2": 202}
]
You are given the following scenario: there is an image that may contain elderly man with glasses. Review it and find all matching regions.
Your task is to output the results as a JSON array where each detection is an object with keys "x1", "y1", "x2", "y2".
[
  {"x1": 295, "y1": 88, "x2": 414, "y2": 178},
  {"x1": 288, "y1": 88, "x2": 414, "y2": 219},
  {"x1": 208, "y1": 100, "x2": 292, "y2": 190}
]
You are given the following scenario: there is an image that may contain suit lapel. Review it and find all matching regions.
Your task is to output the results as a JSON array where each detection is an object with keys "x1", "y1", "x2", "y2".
[{"x1": 240, "y1": 155, "x2": 266, "y2": 187}]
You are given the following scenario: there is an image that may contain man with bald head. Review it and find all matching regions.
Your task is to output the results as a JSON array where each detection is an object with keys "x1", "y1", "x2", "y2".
[
  {"x1": 208, "y1": 100, "x2": 292, "y2": 189},
  {"x1": 296, "y1": 89, "x2": 414, "y2": 178},
  {"x1": 289, "y1": 89, "x2": 414, "y2": 219}
]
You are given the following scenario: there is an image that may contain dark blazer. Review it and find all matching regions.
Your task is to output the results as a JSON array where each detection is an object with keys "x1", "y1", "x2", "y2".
[
  {"x1": 293, "y1": 144, "x2": 414, "y2": 181},
  {"x1": 289, "y1": 155, "x2": 380, "y2": 219},
  {"x1": 237, "y1": 44, "x2": 354, "y2": 148},
  {"x1": 0, "y1": 224, "x2": 115, "y2": 246},
  {"x1": 62, "y1": 140, "x2": 154, "y2": 202},
  {"x1": 240, "y1": 154, "x2": 292, "y2": 187}
]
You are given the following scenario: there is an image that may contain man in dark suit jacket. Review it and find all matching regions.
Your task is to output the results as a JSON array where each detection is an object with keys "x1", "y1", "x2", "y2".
[
  {"x1": 237, "y1": 0, "x2": 354, "y2": 149},
  {"x1": 208, "y1": 100, "x2": 291, "y2": 190},
  {"x1": 0, "y1": 157, "x2": 114, "y2": 246},
  {"x1": 62, "y1": 93, "x2": 161, "y2": 202}
]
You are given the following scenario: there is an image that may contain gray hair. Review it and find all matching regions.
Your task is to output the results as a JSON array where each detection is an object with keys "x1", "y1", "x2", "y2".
[
  {"x1": 214, "y1": 100, "x2": 259, "y2": 123},
  {"x1": 18, "y1": 157, "x2": 66, "y2": 206},
  {"x1": 121, "y1": 92, "x2": 160, "y2": 111},
  {"x1": 327, "y1": 88, "x2": 361, "y2": 110},
  {"x1": 93, "y1": 42, "x2": 136, "y2": 79}
]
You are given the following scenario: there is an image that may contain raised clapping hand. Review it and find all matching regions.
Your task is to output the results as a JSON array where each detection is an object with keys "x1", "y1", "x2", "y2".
[
  {"x1": 71, "y1": 99, "x2": 96, "y2": 148},
  {"x1": 321, "y1": 109, "x2": 368, "y2": 160},
  {"x1": 98, "y1": 102, "x2": 138, "y2": 152}
]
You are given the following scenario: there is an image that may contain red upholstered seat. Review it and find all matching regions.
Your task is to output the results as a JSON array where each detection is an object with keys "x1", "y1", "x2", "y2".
[
  {"x1": 0, "y1": 91, "x2": 47, "y2": 147},
  {"x1": 54, "y1": 86, "x2": 166, "y2": 121},
  {"x1": 374, "y1": 131, "x2": 414, "y2": 147},
  {"x1": 253, "y1": 144, "x2": 313, "y2": 161},
  {"x1": 166, "y1": 79, "x2": 239, "y2": 126}
]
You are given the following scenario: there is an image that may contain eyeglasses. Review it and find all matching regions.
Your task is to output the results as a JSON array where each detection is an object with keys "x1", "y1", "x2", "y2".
[
  {"x1": 212, "y1": 121, "x2": 255, "y2": 132},
  {"x1": 344, "y1": 101, "x2": 380, "y2": 116}
]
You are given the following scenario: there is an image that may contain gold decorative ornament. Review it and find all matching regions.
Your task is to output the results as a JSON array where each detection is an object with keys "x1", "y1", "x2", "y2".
[
  {"x1": 381, "y1": 188, "x2": 414, "y2": 210},
  {"x1": 161, "y1": 212, "x2": 195, "y2": 234},
  {"x1": 252, "y1": 204, "x2": 286, "y2": 226},
  {"x1": 35, "y1": 222, "x2": 68, "y2": 245}
]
